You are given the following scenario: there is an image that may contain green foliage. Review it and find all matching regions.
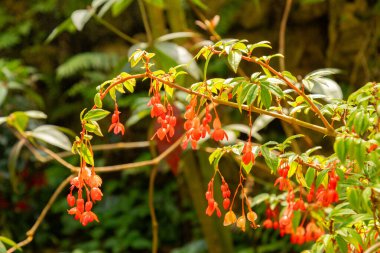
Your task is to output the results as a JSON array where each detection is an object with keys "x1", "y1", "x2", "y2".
[{"x1": 57, "y1": 52, "x2": 119, "y2": 80}]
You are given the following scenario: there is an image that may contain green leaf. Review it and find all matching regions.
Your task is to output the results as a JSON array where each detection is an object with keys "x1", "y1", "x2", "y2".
[
  {"x1": 334, "y1": 137, "x2": 347, "y2": 163},
  {"x1": 236, "y1": 84, "x2": 244, "y2": 113},
  {"x1": 85, "y1": 121, "x2": 103, "y2": 137},
  {"x1": 246, "y1": 84, "x2": 259, "y2": 105},
  {"x1": 296, "y1": 166, "x2": 308, "y2": 187},
  {"x1": 0, "y1": 236, "x2": 20, "y2": 251},
  {"x1": 305, "y1": 167, "x2": 315, "y2": 188},
  {"x1": 260, "y1": 83, "x2": 272, "y2": 109},
  {"x1": 8, "y1": 140, "x2": 25, "y2": 192},
  {"x1": 209, "y1": 148, "x2": 222, "y2": 164},
  {"x1": 83, "y1": 109, "x2": 110, "y2": 121},
  {"x1": 24, "y1": 110, "x2": 47, "y2": 119},
  {"x1": 316, "y1": 169, "x2": 329, "y2": 188},
  {"x1": 190, "y1": 0, "x2": 207, "y2": 9},
  {"x1": 126, "y1": 109, "x2": 150, "y2": 127},
  {"x1": 267, "y1": 81, "x2": 284, "y2": 98},
  {"x1": 250, "y1": 72, "x2": 261, "y2": 82},
  {"x1": 165, "y1": 85, "x2": 174, "y2": 98},
  {"x1": 30, "y1": 125, "x2": 72, "y2": 151},
  {"x1": 242, "y1": 161, "x2": 253, "y2": 174},
  {"x1": 7, "y1": 111, "x2": 29, "y2": 133},
  {"x1": 81, "y1": 144, "x2": 94, "y2": 166},
  {"x1": 0, "y1": 241, "x2": 6, "y2": 253},
  {"x1": 0, "y1": 84, "x2": 8, "y2": 106},
  {"x1": 260, "y1": 146, "x2": 278, "y2": 173},
  {"x1": 129, "y1": 50, "x2": 145, "y2": 68},
  {"x1": 154, "y1": 42, "x2": 201, "y2": 80},
  {"x1": 353, "y1": 111, "x2": 365, "y2": 135},
  {"x1": 45, "y1": 18, "x2": 76, "y2": 43},
  {"x1": 94, "y1": 93, "x2": 102, "y2": 108},
  {"x1": 288, "y1": 161, "x2": 298, "y2": 178},
  {"x1": 228, "y1": 50, "x2": 242, "y2": 73},
  {"x1": 354, "y1": 139, "x2": 366, "y2": 169},
  {"x1": 71, "y1": 9, "x2": 92, "y2": 31},
  {"x1": 144, "y1": 0, "x2": 165, "y2": 8},
  {"x1": 250, "y1": 193, "x2": 269, "y2": 206},
  {"x1": 336, "y1": 235, "x2": 348, "y2": 253},
  {"x1": 111, "y1": 0, "x2": 133, "y2": 16},
  {"x1": 292, "y1": 211, "x2": 301, "y2": 231},
  {"x1": 247, "y1": 41, "x2": 272, "y2": 52}
]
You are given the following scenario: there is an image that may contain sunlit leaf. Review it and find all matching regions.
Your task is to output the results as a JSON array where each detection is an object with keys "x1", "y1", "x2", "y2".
[
  {"x1": 83, "y1": 109, "x2": 110, "y2": 121},
  {"x1": 260, "y1": 146, "x2": 278, "y2": 172},
  {"x1": 71, "y1": 9, "x2": 92, "y2": 31},
  {"x1": 30, "y1": 125, "x2": 72, "y2": 151},
  {"x1": 228, "y1": 50, "x2": 242, "y2": 73}
]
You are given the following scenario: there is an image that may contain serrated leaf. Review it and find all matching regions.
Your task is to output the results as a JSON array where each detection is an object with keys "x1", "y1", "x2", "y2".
[
  {"x1": 334, "y1": 137, "x2": 347, "y2": 163},
  {"x1": 261, "y1": 146, "x2": 278, "y2": 172},
  {"x1": 354, "y1": 139, "x2": 366, "y2": 169},
  {"x1": 31, "y1": 125, "x2": 72, "y2": 151},
  {"x1": 228, "y1": 50, "x2": 242, "y2": 73},
  {"x1": 235, "y1": 84, "x2": 244, "y2": 113},
  {"x1": 246, "y1": 85, "x2": 259, "y2": 105},
  {"x1": 83, "y1": 109, "x2": 110, "y2": 121},
  {"x1": 316, "y1": 169, "x2": 329, "y2": 188},
  {"x1": 260, "y1": 83, "x2": 271, "y2": 109},
  {"x1": 305, "y1": 167, "x2": 315, "y2": 188}
]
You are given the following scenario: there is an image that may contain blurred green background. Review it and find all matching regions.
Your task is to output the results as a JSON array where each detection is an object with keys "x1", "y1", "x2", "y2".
[{"x1": 0, "y1": 0, "x2": 379, "y2": 252}]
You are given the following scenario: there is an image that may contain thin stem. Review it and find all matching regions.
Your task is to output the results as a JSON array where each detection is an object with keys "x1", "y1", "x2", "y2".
[
  {"x1": 279, "y1": 0, "x2": 292, "y2": 72},
  {"x1": 93, "y1": 15, "x2": 140, "y2": 44},
  {"x1": 7, "y1": 176, "x2": 73, "y2": 253},
  {"x1": 138, "y1": 0, "x2": 153, "y2": 44},
  {"x1": 39, "y1": 145, "x2": 77, "y2": 171},
  {"x1": 149, "y1": 165, "x2": 158, "y2": 253},
  {"x1": 43, "y1": 141, "x2": 151, "y2": 161},
  {"x1": 209, "y1": 49, "x2": 335, "y2": 134},
  {"x1": 254, "y1": 59, "x2": 335, "y2": 134},
  {"x1": 150, "y1": 73, "x2": 333, "y2": 136}
]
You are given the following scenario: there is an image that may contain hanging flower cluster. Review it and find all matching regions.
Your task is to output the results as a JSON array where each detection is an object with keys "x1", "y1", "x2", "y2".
[
  {"x1": 67, "y1": 164, "x2": 102, "y2": 226},
  {"x1": 182, "y1": 97, "x2": 228, "y2": 149},
  {"x1": 148, "y1": 90, "x2": 177, "y2": 142},
  {"x1": 108, "y1": 104, "x2": 125, "y2": 135}
]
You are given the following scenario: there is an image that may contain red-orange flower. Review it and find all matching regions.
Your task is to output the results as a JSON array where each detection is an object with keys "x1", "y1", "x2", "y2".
[{"x1": 211, "y1": 118, "x2": 228, "y2": 141}]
